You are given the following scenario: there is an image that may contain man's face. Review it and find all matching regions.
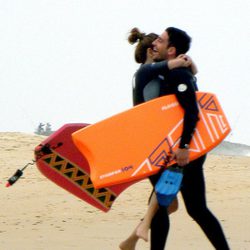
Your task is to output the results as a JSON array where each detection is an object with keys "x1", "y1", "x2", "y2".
[{"x1": 152, "y1": 31, "x2": 170, "y2": 61}]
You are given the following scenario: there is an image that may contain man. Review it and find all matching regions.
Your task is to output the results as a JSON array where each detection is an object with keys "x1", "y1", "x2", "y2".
[
  {"x1": 120, "y1": 28, "x2": 192, "y2": 250},
  {"x1": 136, "y1": 27, "x2": 230, "y2": 250}
]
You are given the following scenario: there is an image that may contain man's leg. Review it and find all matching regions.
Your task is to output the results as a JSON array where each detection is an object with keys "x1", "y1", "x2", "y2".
[{"x1": 181, "y1": 156, "x2": 230, "y2": 250}]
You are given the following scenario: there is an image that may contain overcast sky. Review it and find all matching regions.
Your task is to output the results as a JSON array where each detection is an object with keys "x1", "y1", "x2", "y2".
[{"x1": 1, "y1": 0, "x2": 250, "y2": 145}]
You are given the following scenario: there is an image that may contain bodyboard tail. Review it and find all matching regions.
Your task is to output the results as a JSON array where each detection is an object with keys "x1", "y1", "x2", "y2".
[{"x1": 35, "y1": 123, "x2": 137, "y2": 212}]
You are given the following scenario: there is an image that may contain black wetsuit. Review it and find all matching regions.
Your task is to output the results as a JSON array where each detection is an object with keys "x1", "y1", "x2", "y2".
[
  {"x1": 134, "y1": 62, "x2": 199, "y2": 147},
  {"x1": 133, "y1": 62, "x2": 230, "y2": 250}
]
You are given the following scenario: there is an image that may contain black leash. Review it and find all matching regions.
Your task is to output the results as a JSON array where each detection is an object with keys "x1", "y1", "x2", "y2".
[
  {"x1": 5, "y1": 142, "x2": 63, "y2": 187},
  {"x1": 6, "y1": 161, "x2": 35, "y2": 187}
]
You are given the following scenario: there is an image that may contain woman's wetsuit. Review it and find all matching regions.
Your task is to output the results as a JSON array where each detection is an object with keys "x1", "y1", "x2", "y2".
[{"x1": 133, "y1": 62, "x2": 230, "y2": 250}]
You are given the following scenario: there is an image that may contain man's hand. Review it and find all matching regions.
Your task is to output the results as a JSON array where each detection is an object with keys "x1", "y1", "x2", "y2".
[{"x1": 170, "y1": 148, "x2": 190, "y2": 167}]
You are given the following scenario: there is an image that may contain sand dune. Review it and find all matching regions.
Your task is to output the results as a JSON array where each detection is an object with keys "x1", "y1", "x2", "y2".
[
  {"x1": 211, "y1": 141, "x2": 250, "y2": 156},
  {"x1": 0, "y1": 132, "x2": 249, "y2": 250}
]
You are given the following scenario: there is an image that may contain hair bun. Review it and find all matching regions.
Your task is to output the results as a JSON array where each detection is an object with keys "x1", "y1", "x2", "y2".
[{"x1": 128, "y1": 27, "x2": 145, "y2": 44}]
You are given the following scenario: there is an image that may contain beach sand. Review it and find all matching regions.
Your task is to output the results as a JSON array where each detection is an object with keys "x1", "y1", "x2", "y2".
[{"x1": 0, "y1": 132, "x2": 249, "y2": 250}]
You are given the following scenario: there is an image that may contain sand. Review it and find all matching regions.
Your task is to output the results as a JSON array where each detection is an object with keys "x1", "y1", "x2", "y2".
[{"x1": 0, "y1": 132, "x2": 249, "y2": 250}]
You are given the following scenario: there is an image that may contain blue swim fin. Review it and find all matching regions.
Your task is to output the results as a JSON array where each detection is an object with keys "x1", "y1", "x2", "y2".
[{"x1": 155, "y1": 167, "x2": 183, "y2": 206}]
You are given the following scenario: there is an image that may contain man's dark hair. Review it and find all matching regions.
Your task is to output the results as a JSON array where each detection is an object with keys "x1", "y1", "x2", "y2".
[{"x1": 166, "y1": 27, "x2": 191, "y2": 55}]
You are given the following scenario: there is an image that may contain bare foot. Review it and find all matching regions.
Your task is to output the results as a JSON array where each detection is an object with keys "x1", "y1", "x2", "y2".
[{"x1": 119, "y1": 231, "x2": 138, "y2": 250}]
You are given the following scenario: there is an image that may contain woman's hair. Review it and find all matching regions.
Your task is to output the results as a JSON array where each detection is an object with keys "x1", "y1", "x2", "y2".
[{"x1": 128, "y1": 27, "x2": 158, "y2": 64}]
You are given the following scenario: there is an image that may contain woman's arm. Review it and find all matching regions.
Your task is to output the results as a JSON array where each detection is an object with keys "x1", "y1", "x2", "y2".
[{"x1": 168, "y1": 55, "x2": 198, "y2": 75}]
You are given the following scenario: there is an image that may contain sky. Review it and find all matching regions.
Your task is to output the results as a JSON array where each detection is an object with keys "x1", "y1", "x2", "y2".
[{"x1": 0, "y1": 0, "x2": 250, "y2": 145}]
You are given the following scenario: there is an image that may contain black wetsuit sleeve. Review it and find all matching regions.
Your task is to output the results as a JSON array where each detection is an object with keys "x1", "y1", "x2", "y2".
[
  {"x1": 168, "y1": 68, "x2": 199, "y2": 148},
  {"x1": 133, "y1": 61, "x2": 169, "y2": 105}
]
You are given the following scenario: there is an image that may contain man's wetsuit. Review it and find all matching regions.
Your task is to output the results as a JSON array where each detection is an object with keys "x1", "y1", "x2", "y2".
[{"x1": 133, "y1": 62, "x2": 230, "y2": 250}]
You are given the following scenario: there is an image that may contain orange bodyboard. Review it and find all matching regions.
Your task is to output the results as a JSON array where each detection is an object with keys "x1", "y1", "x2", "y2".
[{"x1": 72, "y1": 92, "x2": 231, "y2": 189}]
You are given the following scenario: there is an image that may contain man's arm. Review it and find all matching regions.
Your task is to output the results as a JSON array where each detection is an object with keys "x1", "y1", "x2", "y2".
[{"x1": 168, "y1": 68, "x2": 199, "y2": 166}]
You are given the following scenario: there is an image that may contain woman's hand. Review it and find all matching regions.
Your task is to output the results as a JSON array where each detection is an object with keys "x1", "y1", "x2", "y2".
[{"x1": 168, "y1": 54, "x2": 198, "y2": 75}]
